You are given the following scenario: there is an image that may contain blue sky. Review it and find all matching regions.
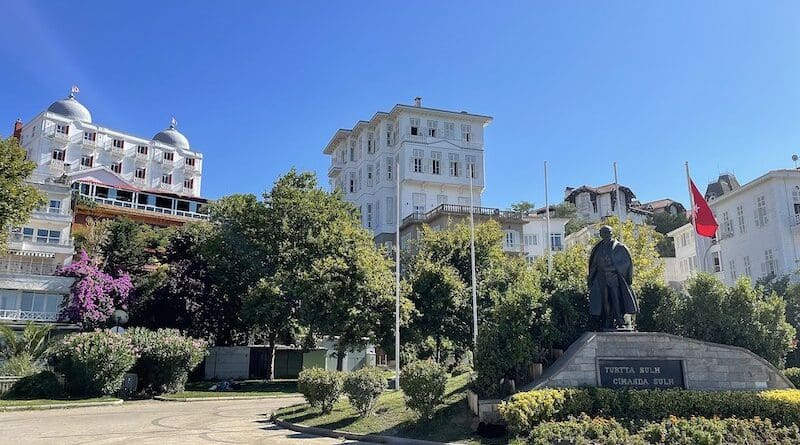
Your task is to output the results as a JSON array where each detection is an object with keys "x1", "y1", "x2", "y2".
[{"x1": 2, "y1": 1, "x2": 800, "y2": 209}]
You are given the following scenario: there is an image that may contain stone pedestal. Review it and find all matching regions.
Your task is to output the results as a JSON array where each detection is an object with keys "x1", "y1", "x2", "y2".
[{"x1": 521, "y1": 331, "x2": 793, "y2": 392}]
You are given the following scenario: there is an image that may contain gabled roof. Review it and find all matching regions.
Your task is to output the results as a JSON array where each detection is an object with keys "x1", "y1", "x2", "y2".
[{"x1": 565, "y1": 183, "x2": 636, "y2": 202}]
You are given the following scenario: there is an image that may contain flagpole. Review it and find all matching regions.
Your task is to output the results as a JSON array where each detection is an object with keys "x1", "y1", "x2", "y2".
[
  {"x1": 394, "y1": 157, "x2": 401, "y2": 390},
  {"x1": 469, "y1": 164, "x2": 478, "y2": 349},
  {"x1": 685, "y1": 161, "x2": 703, "y2": 273},
  {"x1": 614, "y1": 162, "x2": 623, "y2": 237},
  {"x1": 544, "y1": 161, "x2": 552, "y2": 274}
]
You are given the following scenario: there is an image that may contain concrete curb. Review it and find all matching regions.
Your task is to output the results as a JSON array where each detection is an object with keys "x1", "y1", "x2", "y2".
[
  {"x1": 0, "y1": 398, "x2": 123, "y2": 412},
  {"x1": 155, "y1": 394, "x2": 302, "y2": 402},
  {"x1": 270, "y1": 407, "x2": 454, "y2": 445}
]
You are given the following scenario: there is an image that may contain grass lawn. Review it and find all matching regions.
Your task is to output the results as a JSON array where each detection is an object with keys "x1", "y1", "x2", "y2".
[
  {"x1": 168, "y1": 380, "x2": 299, "y2": 399},
  {"x1": 274, "y1": 372, "x2": 506, "y2": 444},
  {"x1": 0, "y1": 397, "x2": 117, "y2": 408}
]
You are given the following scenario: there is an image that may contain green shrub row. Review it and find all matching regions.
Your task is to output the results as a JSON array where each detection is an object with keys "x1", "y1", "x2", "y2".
[
  {"x1": 500, "y1": 387, "x2": 800, "y2": 435},
  {"x1": 513, "y1": 414, "x2": 800, "y2": 445}
]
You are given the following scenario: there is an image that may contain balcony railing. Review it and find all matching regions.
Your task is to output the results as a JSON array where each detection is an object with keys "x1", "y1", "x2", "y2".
[
  {"x1": 0, "y1": 309, "x2": 60, "y2": 322},
  {"x1": 0, "y1": 260, "x2": 58, "y2": 276},
  {"x1": 49, "y1": 130, "x2": 70, "y2": 142},
  {"x1": 791, "y1": 213, "x2": 800, "y2": 226},
  {"x1": 81, "y1": 138, "x2": 99, "y2": 150},
  {"x1": 402, "y1": 204, "x2": 524, "y2": 227},
  {"x1": 33, "y1": 207, "x2": 71, "y2": 217},
  {"x1": 184, "y1": 164, "x2": 198, "y2": 176},
  {"x1": 49, "y1": 159, "x2": 65, "y2": 171},
  {"x1": 9, "y1": 233, "x2": 73, "y2": 247},
  {"x1": 398, "y1": 132, "x2": 483, "y2": 149},
  {"x1": 80, "y1": 194, "x2": 209, "y2": 220}
]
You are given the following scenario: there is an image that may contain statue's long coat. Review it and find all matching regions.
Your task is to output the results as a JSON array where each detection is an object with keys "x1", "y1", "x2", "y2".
[{"x1": 587, "y1": 240, "x2": 639, "y2": 316}]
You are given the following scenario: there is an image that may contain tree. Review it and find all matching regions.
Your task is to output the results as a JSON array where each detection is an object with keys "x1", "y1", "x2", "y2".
[
  {"x1": 0, "y1": 322, "x2": 53, "y2": 376},
  {"x1": 510, "y1": 200, "x2": 535, "y2": 214},
  {"x1": 72, "y1": 217, "x2": 110, "y2": 260},
  {"x1": 100, "y1": 218, "x2": 169, "y2": 276},
  {"x1": 0, "y1": 137, "x2": 44, "y2": 252},
  {"x1": 552, "y1": 202, "x2": 589, "y2": 236},
  {"x1": 648, "y1": 212, "x2": 689, "y2": 257},
  {"x1": 241, "y1": 278, "x2": 298, "y2": 378}
]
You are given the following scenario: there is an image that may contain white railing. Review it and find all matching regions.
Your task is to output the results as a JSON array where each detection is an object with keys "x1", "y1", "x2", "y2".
[
  {"x1": 0, "y1": 260, "x2": 58, "y2": 276},
  {"x1": 184, "y1": 165, "x2": 198, "y2": 175},
  {"x1": 9, "y1": 233, "x2": 73, "y2": 247},
  {"x1": 33, "y1": 207, "x2": 71, "y2": 217},
  {"x1": 503, "y1": 243, "x2": 521, "y2": 251},
  {"x1": 791, "y1": 214, "x2": 800, "y2": 226},
  {"x1": 111, "y1": 147, "x2": 125, "y2": 156},
  {"x1": 399, "y1": 132, "x2": 483, "y2": 149},
  {"x1": 0, "y1": 376, "x2": 22, "y2": 395},
  {"x1": 49, "y1": 159, "x2": 65, "y2": 171},
  {"x1": 132, "y1": 177, "x2": 147, "y2": 186},
  {"x1": 50, "y1": 131, "x2": 70, "y2": 142},
  {"x1": 82, "y1": 195, "x2": 208, "y2": 220},
  {"x1": 0, "y1": 309, "x2": 60, "y2": 322},
  {"x1": 81, "y1": 139, "x2": 99, "y2": 150}
]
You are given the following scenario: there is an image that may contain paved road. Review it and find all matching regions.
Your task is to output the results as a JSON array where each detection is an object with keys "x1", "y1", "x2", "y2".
[{"x1": 0, "y1": 397, "x2": 368, "y2": 444}]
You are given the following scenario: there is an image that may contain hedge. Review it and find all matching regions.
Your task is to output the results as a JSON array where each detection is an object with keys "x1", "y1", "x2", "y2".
[
  {"x1": 784, "y1": 367, "x2": 800, "y2": 388},
  {"x1": 500, "y1": 388, "x2": 800, "y2": 435},
  {"x1": 512, "y1": 415, "x2": 800, "y2": 445}
]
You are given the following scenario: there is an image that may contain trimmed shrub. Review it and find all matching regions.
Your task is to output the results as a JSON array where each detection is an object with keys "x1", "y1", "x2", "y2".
[
  {"x1": 298, "y1": 368, "x2": 343, "y2": 414},
  {"x1": 500, "y1": 388, "x2": 800, "y2": 432},
  {"x1": 638, "y1": 416, "x2": 800, "y2": 445},
  {"x1": 49, "y1": 331, "x2": 137, "y2": 397},
  {"x1": 785, "y1": 367, "x2": 800, "y2": 388},
  {"x1": 523, "y1": 414, "x2": 640, "y2": 445},
  {"x1": 127, "y1": 328, "x2": 208, "y2": 395},
  {"x1": 3, "y1": 370, "x2": 63, "y2": 399},
  {"x1": 343, "y1": 367, "x2": 386, "y2": 416},
  {"x1": 399, "y1": 360, "x2": 447, "y2": 419}
]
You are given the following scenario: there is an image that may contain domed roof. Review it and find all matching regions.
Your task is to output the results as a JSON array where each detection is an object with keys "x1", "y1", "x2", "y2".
[
  {"x1": 152, "y1": 118, "x2": 190, "y2": 149},
  {"x1": 47, "y1": 92, "x2": 92, "y2": 122}
]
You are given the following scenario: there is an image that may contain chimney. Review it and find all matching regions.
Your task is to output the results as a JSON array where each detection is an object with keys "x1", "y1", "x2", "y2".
[
  {"x1": 12, "y1": 119, "x2": 23, "y2": 140},
  {"x1": 413, "y1": 97, "x2": 422, "y2": 107}
]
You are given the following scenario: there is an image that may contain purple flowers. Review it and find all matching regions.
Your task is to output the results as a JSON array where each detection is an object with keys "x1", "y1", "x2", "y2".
[{"x1": 57, "y1": 250, "x2": 133, "y2": 328}]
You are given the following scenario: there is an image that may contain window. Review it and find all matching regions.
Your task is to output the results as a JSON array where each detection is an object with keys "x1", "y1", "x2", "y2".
[
  {"x1": 375, "y1": 201, "x2": 380, "y2": 228},
  {"x1": 444, "y1": 122, "x2": 455, "y2": 139},
  {"x1": 386, "y1": 197, "x2": 395, "y2": 224},
  {"x1": 162, "y1": 174, "x2": 172, "y2": 185},
  {"x1": 736, "y1": 205, "x2": 746, "y2": 233},
  {"x1": 163, "y1": 152, "x2": 174, "y2": 161},
  {"x1": 505, "y1": 231, "x2": 516, "y2": 248},
  {"x1": 375, "y1": 160, "x2": 380, "y2": 183},
  {"x1": 711, "y1": 251, "x2": 722, "y2": 273},
  {"x1": 412, "y1": 149, "x2": 424, "y2": 173},
  {"x1": 52, "y1": 149, "x2": 65, "y2": 161},
  {"x1": 729, "y1": 259, "x2": 737, "y2": 281},
  {"x1": 721, "y1": 211, "x2": 733, "y2": 237},
  {"x1": 458, "y1": 196, "x2": 470, "y2": 205},
  {"x1": 410, "y1": 118, "x2": 420, "y2": 136},
  {"x1": 680, "y1": 232, "x2": 689, "y2": 248},
  {"x1": 137, "y1": 145, "x2": 148, "y2": 155},
  {"x1": 764, "y1": 249, "x2": 777, "y2": 276},
  {"x1": 461, "y1": 124, "x2": 471, "y2": 142},
  {"x1": 80, "y1": 155, "x2": 93, "y2": 168},
  {"x1": 366, "y1": 204, "x2": 373, "y2": 229},
  {"x1": 48, "y1": 200, "x2": 61, "y2": 213},
  {"x1": 551, "y1": 233, "x2": 563, "y2": 251},
  {"x1": 36, "y1": 229, "x2": 61, "y2": 244},
  {"x1": 427, "y1": 120, "x2": 438, "y2": 137},
  {"x1": 466, "y1": 155, "x2": 477, "y2": 178},
  {"x1": 386, "y1": 124, "x2": 393, "y2": 146},
  {"x1": 431, "y1": 151, "x2": 442, "y2": 175},
  {"x1": 688, "y1": 256, "x2": 697, "y2": 272},
  {"x1": 755, "y1": 196, "x2": 768, "y2": 227},
  {"x1": 185, "y1": 157, "x2": 196, "y2": 166},
  {"x1": 21, "y1": 227, "x2": 34, "y2": 241},
  {"x1": 437, "y1": 195, "x2": 448, "y2": 206},
  {"x1": 412, "y1": 193, "x2": 426, "y2": 213},
  {"x1": 449, "y1": 153, "x2": 460, "y2": 176},
  {"x1": 349, "y1": 142, "x2": 356, "y2": 161},
  {"x1": 184, "y1": 178, "x2": 194, "y2": 189},
  {"x1": 744, "y1": 256, "x2": 752, "y2": 277},
  {"x1": 358, "y1": 169, "x2": 362, "y2": 191},
  {"x1": 111, "y1": 162, "x2": 122, "y2": 174},
  {"x1": 386, "y1": 158, "x2": 393, "y2": 180},
  {"x1": 113, "y1": 139, "x2": 124, "y2": 149},
  {"x1": 367, "y1": 164, "x2": 374, "y2": 187},
  {"x1": 56, "y1": 123, "x2": 69, "y2": 135},
  {"x1": 367, "y1": 132, "x2": 375, "y2": 154},
  {"x1": 524, "y1": 234, "x2": 538, "y2": 245},
  {"x1": 135, "y1": 168, "x2": 147, "y2": 180},
  {"x1": 349, "y1": 172, "x2": 356, "y2": 193},
  {"x1": 83, "y1": 131, "x2": 96, "y2": 141}
]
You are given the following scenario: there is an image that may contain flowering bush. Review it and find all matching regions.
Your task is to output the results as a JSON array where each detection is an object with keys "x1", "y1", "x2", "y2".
[
  {"x1": 49, "y1": 330, "x2": 137, "y2": 396},
  {"x1": 343, "y1": 367, "x2": 386, "y2": 416},
  {"x1": 57, "y1": 250, "x2": 133, "y2": 328},
  {"x1": 127, "y1": 328, "x2": 208, "y2": 395}
]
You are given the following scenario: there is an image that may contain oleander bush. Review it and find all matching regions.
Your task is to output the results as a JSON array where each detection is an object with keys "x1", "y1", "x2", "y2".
[
  {"x1": 399, "y1": 360, "x2": 447, "y2": 419},
  {"x1": 127, "y1": 328, "x2": 208, "y2": 395},
  {"x1": 500, "y1": 387, "x2": 800, "y2": 432},
  {"x1": 2, "y1": 370, "x2": 63, "y2": 399},
  {"x1": 49, "y1": 330, "x2": 137, "y2": 396},
  {"x1": 343, "y1": 367, "x2": 386, "y2": 416},
  {"x1": 784, "y1": 367, "x2": 800, "y2": 388},
  {"x1": 298, "y1": 368, "x2": 343, "y2": 414}
]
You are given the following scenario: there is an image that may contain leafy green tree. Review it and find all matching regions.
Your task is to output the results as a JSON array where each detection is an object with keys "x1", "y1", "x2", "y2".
[
  {"x1": 648, "y1": 212, "x2": 689, "y2": 257},
  {"x1": 552, "y1": 202, "x2": 589, "y2": 236},
  {"x1": 241, "y1": 278, "x2": 298, "y2": 379},
  {"x1": 0, "y1": 137, "x2": 44, "y2": 252},
  {"x1": 72, "y1": 217, "x2": 110, "y2": 260},
  {"x1": 510, "y1": 200, "x2": 535, "y2": 214}
]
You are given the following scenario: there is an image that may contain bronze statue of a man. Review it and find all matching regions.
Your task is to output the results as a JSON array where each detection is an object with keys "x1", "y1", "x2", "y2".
[{"x1": 588, "y1": 225, "x2": 639, "y2": 330}]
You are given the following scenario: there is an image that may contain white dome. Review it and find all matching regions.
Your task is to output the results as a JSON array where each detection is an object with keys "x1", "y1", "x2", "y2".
[
  {"x1": 47, "y1": 93, "x2": 92, "y2": 122},
  {"x1": 153, "y1": 122, "x2": 190, "y2": 149}
]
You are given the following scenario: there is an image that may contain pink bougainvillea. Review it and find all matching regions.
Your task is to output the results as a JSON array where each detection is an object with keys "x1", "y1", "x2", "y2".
[{"x1": 57, "y1": 250, "x2": 133, "y2": 328}]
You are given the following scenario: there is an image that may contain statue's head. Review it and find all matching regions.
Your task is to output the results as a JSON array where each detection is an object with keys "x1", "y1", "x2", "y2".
[{"x1": 599, "y1": 225, "x2": 613, "y2": 241}]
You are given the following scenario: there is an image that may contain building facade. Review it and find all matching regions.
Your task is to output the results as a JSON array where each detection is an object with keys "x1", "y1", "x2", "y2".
[
  {"x1": 521, "y1": 215, "x2": 568, "y2": 263},
  {"x1": 564, "y1": 184, "x2": 650, "y2": 225},
  {"x1": 323, "y1": 98, "x2": 492, "y2": 248}
]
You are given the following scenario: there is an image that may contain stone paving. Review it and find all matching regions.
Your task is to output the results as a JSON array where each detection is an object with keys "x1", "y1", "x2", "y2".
[{"x1": 0, "y1": 397, "x2": 369, "y2": 444}]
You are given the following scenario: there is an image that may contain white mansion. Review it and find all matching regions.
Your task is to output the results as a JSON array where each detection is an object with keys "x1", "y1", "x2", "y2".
[{"x1": 1, "y1": 89, "x2": 207, "y2": 327}]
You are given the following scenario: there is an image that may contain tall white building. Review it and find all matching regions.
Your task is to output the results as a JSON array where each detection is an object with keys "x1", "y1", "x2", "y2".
[
  {"x1": 323, "y1": 98, "x2": 492, "y2": 247},
  {"x1": 669, "y1": 170, "x2": 800, "y2": 287}
]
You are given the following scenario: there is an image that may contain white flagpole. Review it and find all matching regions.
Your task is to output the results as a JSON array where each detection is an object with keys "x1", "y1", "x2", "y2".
[
  {"x1": 469, "y1": 164, "x2": 478, "y2": 349},
  {"x1": 614, "y1": 162, "x2": 623, "y2": 237},
  {"x1": 685, "y1": 162, "x2": 704, "y2": 273},
  {"x1": 394, "y1": 157, "x2": 401, "y2": 390},
  {"x1": 544, "y1": 161, "x2": 552, "y2": 274}
]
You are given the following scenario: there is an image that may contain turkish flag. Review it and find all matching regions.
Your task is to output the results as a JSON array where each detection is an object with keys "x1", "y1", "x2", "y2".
[{"x1": 690, "y1": 179, "x2": 718, "y2": 238}]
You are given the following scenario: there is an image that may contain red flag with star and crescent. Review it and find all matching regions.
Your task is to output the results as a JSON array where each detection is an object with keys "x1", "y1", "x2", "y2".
[{"x1": 689, "y1": 179, "x2": 718, "y2": 238}]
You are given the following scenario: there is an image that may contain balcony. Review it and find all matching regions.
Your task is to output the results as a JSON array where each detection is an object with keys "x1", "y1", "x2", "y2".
[
  {"x1": 9, "y1": 233, "x2": 73, "y2": 249},
  {"x1": 133, "y1": 177, "x2": 147, "y2": 186},
  {"x1": 0, "y1": 309, "x2": 60, "y2": 322},
  {"x1": 0, "y1": 259, "x2": 58, "y2": 276},
  {"x1": 49, "y1": 159, "x2": 66, "y2": 173},
  {"x1": 159, "y1": 182, "x2": 176, "y2": 191},
  {"x1": 135, "y1": 152, "x2": 150, "y2": 163},
  {"x1": 791, "y1": 213, "x2": 800, "y2": 226},
  {"x1": 110, "y1": 146, "x2": 125, "y2": 157},
  {"x1": 184, "y1": 164, "x2": 198, "y2": 176},
  {"x1": 49, "y1": 130, "x2": 70, "y2": 142},
  {"x1": 398, "y1": 132, "x2": 483, "y2": 149},
  {"x1": 401, "y1": 204, "x2": 524, "y2": 228},
  {"x1": 32, "y1": 207, "x2": 72, "y2": 222},
  {"x1": 81, "y1": 138, "x2": 99, "y2": 151},
  {"x1": 78, "y1": 194, "x2": 209, "y2": 221}
]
